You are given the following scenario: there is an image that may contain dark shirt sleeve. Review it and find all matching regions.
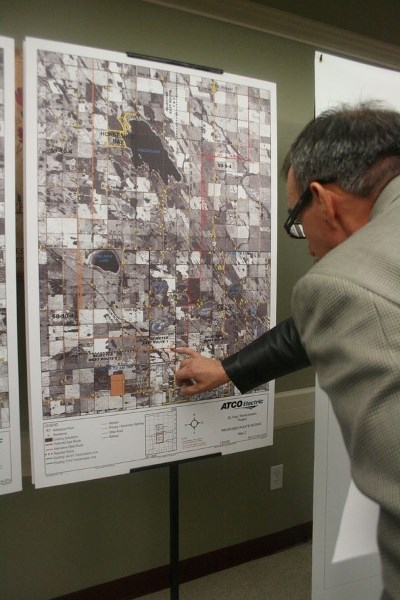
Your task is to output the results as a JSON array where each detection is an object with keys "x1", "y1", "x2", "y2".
[{"x1": 221, "y1": 317, "x2": 311, "y2": 393}]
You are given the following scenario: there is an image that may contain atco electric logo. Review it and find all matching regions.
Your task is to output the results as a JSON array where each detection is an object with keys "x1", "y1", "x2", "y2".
[{"x1": 220, "y1": 398, "x2": 264, "y2": 410}]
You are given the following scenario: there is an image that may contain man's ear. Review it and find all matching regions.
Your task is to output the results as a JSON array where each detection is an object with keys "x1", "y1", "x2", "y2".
[{"x1": 309, "y1": 180, "x2": 338, "y2": 226}]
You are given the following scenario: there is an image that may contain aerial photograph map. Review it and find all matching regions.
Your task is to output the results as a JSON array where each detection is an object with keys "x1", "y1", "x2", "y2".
[
  {"x1": 25, "y1": 39, "x2": 277, "y2": 486},
  {"x1": 30, "y1": 42, "x2": 276, "y2": 421},
  {"x1": 0, "y1": 36, "x2": 21, "y2": 494},
  {"x1": 0, "y1": 46, "x2": 10, "y2": 432}
]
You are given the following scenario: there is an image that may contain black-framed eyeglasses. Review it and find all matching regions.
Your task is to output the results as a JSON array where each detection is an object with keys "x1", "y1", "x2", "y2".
[{"x1": 283, "y1": 187, "x2": 312, "y2": 239}]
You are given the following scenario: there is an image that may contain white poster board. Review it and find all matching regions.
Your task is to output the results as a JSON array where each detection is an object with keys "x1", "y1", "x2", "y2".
[
  {"x1": 24, "y1": 37, "x2": 277, "y2": 488},
  {"x1": 315, "y1": 52, "x2": 400, "y2": 112},
  {"x1": 0, "y1": 36, "x2": 22, "y2": 495},
  {"x1": 312, "y1": 50, "x2": 400, "y2": 599},
  {"x1": 312, "y1": 384, "x2": 382, "y2": 599}
]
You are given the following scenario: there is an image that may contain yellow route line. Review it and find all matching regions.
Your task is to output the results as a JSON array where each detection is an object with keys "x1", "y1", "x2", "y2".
[{"x1": 105, "y1": 111, "x2": 139, "y2": 148}]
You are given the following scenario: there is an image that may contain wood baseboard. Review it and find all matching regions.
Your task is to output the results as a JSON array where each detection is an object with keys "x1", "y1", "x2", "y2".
[{"x1": 54, "y1": 521, "x2": 312, "y2": 600}]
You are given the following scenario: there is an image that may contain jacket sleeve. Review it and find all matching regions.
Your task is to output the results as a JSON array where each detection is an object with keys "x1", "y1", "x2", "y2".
[{"x1": 221, "y1": 317, "x2": 311, "y2": 393}]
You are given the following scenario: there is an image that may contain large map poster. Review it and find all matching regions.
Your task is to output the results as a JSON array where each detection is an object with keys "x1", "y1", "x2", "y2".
[
  {"x1": 0, "y1": 36, "x2": 22, "y2": 494},
  {"x1": 24, "y1": 38, "x2": 277, "y2": 488}
]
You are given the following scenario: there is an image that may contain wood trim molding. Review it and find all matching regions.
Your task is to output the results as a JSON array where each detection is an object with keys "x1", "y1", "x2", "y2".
[
  {"x1": 274, "y1": 387, "x2": 315, "y2": 429},
  {"x1": 142, "y1": 0, "x2": 400, "y2": 70},
  {"x1": 54, "y1": 521, "x2": 312, "y2": 599}
]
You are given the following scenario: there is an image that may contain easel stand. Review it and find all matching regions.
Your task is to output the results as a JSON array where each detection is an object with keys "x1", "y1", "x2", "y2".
[{"x1": 131, "y1": 453, "x2": 221, "y2": 599}]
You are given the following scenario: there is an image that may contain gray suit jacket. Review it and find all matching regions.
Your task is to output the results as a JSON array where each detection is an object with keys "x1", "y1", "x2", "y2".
[{"x1": 292, "y1": 175, "x2": 400, "y2": 599}]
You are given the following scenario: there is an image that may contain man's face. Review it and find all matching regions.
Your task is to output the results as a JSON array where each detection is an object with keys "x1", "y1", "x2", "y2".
[{"x1": 286, "y1": 168, "x2": 339, "y2": 261}]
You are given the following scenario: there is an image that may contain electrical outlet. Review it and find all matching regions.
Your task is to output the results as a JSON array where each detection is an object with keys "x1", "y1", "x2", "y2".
[{"x1": 270, "y1": 464, "x2": 283, "y2": 490}]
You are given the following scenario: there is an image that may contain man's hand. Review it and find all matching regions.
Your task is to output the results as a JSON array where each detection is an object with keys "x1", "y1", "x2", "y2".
[{"x1": 174, "y1": 347, "x2": 230, "y2": 396}]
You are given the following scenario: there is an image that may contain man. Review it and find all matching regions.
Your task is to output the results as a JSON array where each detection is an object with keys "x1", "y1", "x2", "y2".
[{"x1": 175, "y1": 103, "x2": 400, "y2": 600}]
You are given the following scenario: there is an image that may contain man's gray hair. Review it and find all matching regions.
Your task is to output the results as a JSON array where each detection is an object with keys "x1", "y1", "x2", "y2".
[{"x1": 282, "y1": 102, "x2": 400, "y2": 197}]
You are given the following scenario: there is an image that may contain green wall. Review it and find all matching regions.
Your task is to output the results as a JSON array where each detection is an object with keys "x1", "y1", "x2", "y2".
[
  {"x1": 1, "y1": 425, "x2": 314, "y2": 599},
  {"x1": 1, "y1": 2, "x2": 316, "y2": 598}
]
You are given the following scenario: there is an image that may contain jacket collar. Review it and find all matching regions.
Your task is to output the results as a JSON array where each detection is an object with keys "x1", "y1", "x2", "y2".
[{"x1": 370, "y1": 173, "x2": 400, "y2": 220}]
